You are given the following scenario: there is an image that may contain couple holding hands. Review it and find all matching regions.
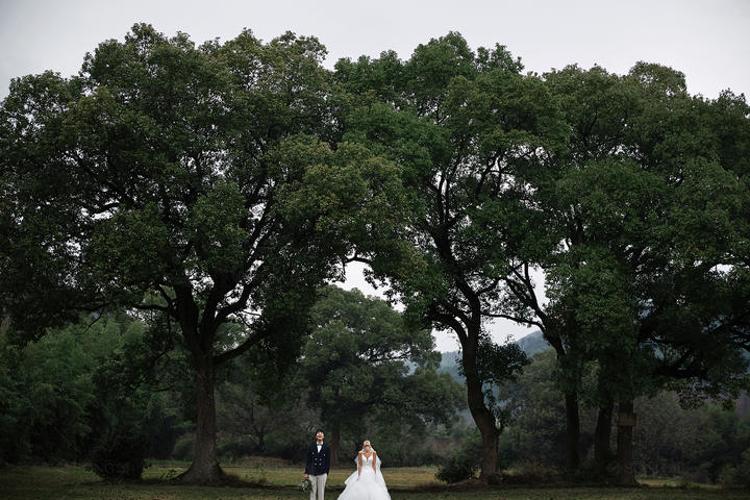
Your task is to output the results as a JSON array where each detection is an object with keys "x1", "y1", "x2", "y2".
[{"x1": 304, "y1": 430, "x2": 391, "y2": 500}]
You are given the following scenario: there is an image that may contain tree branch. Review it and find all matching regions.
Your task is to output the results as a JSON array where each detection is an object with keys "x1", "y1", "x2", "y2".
[
  {"x1": 213, "y1": 326, "x2": 272, "y2": 366},
  {"x1": 132, "y1": 302, "x2": 171, "y2": 313},
  {"x1": 485, "y1": 312, "x2": 544, "y2": 330}
]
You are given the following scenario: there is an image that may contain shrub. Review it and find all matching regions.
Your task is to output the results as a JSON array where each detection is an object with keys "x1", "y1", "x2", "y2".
[
  {"x1": 436, "y1": 452, "x2": 479, "y2": 483},
  {"x1": 435, "y1": 432, "x2": 482, "y2": 483},
  {"x1": 172, "y1": 433, "x2": 195, "y2": 461},
  {"x1": 737, "y1": 448, "x2": 750, "y2": 488},
  {"x1": 719, "y1": 448, "x2": 750, "y2": 488},
  {"x1": 90, "y1": 424, "x2": 148, "y2": 480},
  {"x1": 681, "y1": 461, "x2": 713, "y2": 484},
  {"x1": 218, "y1": 436, "x2": 258, "y2": 461}
]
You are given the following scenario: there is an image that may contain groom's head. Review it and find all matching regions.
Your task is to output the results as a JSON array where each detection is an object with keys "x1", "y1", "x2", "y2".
[{"x1": 315, "y1": 430, "x2": 324, "y2": 443}]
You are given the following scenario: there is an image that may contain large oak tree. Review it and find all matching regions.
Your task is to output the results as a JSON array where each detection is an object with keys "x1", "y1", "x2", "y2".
[
  {"x1": 0, "y1": 24, "x2": 400, "y2": 482},
  {"x1": 331, "y1": 33, "x2": 564, "y2": 481},
  {"x1": 521, "y1": 63, "x2": 750, "y2": 483}
]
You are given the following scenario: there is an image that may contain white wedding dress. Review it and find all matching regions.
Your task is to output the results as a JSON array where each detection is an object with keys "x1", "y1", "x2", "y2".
[{"x1": 336, "y1": 452, "x2": 391, "y2": 500}]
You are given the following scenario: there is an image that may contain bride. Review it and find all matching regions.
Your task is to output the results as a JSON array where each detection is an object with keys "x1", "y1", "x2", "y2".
[{"x1": 337, "y1": 440, "x2": 391, "y2": 500}]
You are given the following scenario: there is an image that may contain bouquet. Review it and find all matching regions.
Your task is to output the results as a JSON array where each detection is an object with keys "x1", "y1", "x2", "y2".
[{"x1": 300, "y1": 476, "x2": 312, "y2": 492}]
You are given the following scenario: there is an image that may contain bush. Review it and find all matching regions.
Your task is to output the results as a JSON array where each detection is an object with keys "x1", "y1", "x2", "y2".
[
  {"x1": 172, "y1": 433, "x2": 194, "y2": 461},
  {"x1": 436, "y1": 452, "x2": 479, "y2": 483},
  {"x1": 90, "y1": 425, "x2": 148, "y2": 480},
  {"x1": 681, "y1": 461, "x2": 713, "y2": 484},
  {"x1": 435, "y1": 432, "x2": 482, "y2": 483},
  {"x1": 718, "y1": 464, "x2": 738, "y2": 487},
  {"x1": 737, "y1": 448, "x2": 750, "y2": 488},
  {"x1": 218, "y1": 436, "x2": 258, "y2": 461},
  {"x1": 719, "y1": 448, "x2": 750, "y2": 488}
]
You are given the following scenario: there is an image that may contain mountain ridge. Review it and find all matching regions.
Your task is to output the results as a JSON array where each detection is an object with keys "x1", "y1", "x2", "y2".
[{"x1": 438, "y1": 330, "x2": 548, "y2": 379}]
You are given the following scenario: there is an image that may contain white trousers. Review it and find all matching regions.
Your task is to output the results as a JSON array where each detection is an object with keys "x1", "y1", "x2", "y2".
[{"x1": 309, "y1": 472, "x2": 327, "y2": 500}]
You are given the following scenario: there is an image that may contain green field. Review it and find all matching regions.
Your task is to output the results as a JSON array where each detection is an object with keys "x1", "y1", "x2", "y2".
[{"x1": 1, "y1": 462, "x2": 749, "y2": 500}]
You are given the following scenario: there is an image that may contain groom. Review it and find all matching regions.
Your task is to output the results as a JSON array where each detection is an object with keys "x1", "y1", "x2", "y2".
[{"x1": 304, "y1": 429, "x2": 330, "y2": 500}]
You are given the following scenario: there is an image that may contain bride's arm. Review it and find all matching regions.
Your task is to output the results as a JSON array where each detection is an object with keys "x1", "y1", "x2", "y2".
[
  {"x1": 357, "y1": 452, "x2": 362, "y2": 478},
  {"x1": 372, "y1": 450, "x2": 377, "y2": 472}
]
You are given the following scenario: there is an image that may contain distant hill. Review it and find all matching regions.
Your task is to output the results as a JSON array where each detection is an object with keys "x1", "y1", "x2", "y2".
[
  {"x1": 438, "y1": 330, "x2": 549, "y2": 382},
  {"x1": 515, "y1": 330, "x2": 549, "y2": 357},
  {"x1": 437, "y1": 350, "x2": 463, "y2": 380},
  {"x1": 435, "y1": 334, "x2": 750, "y2": 420}
]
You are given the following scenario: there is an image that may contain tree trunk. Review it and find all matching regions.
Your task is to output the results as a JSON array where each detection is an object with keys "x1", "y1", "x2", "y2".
[
  {"x1": 594, "y1": 402, "x2": 614, "y2": 476},
  {"x1": 616, "y1": 399, "x2": 637, "y2": 485},
  {"x1": 546, "y1": 329, "x2": 581, "y2": 473},
  {"x1": 462, "y1": 344, "x2": 500, "y2": 483},
  {"x1": 256, "y1": 428, "x2": 265, "y2": 453},
  {"x1": 178, "y1": 355, "x2": 226, "y2": 483},
  {"x1": 564, "y1": 391, "x2": 581, "y2": 472},
  {"x1": 330, "y1": 424, "x2": 341, "y2": 467}
]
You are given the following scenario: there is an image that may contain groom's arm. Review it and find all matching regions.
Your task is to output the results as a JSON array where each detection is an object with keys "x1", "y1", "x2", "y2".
[
  {"x1": 323, "y1": 444, "x2": 330, "y2": 473},
  {"x1": 304, "y1": 445, "x2": 312, "y2": 475}
]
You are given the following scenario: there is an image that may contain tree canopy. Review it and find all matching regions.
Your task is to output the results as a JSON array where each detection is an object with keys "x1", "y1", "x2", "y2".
[
  {"x1": 2, "y1": 25, "x2": 749, "y2": 486},
  {"x1": 0, "y1": 23, "x2": 400, "y2": 482}
]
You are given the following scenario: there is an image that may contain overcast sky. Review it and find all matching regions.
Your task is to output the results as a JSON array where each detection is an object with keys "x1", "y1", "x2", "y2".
[{"x1": 2, "y1": 0, "x2": 748, "y2": 350}]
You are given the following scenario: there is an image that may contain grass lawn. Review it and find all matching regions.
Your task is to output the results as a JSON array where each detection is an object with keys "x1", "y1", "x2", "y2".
[{"x1": 1, "y1": 462, "x2": 748, "y2": 500}]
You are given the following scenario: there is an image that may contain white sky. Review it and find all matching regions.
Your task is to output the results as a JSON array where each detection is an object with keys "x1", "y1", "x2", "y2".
[{"x1": 2, "y1": 0, "x2": 748, "y2": 350}]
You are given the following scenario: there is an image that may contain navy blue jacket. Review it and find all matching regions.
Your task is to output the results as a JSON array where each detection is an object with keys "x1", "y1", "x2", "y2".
[{"x1": 305, "y1": 442, "x2": 330, "y2": 475}]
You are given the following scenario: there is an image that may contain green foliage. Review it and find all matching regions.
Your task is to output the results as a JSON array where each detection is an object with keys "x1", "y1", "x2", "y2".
[
  {"x1": 501, "y1": 352, "x2": 750, "y2": 481},
  {"x1": 334, "y1": 32, "x2": 568, "y2": 327},
  {"x1": 457, "y1": 335, "x2": 529, "y2": 428},
  {"x1": 333, "y1": 33, "x2": 571, "y2": 477},
  {"x1": 302, "y1": 285, "x2": 464, "y2": 458},
  {"x1": 0, "y1": 23, "x2": 405, "y2": 479},
  {"x1": 524, "y1": 62, "x2": 750, "y2": 437},
  {"x1": 718, "y1": 448, "x2": 750, "y2": 488},
  {"x1": 475, "y1": 336, "x2": 529, "y2": 388},
  {"x1": 435, "y1": 430, "x2": 482, "y2": 483},
  {"x1": 0, "y1": 314, "x2": 127, "y2": 463},
  {"x1": 89, "y1": 424, "x2": 148, "y2": 480},
  {"x1": 0, "y1": 334, "x2": 31, "y2": 463},
  {"x1": 0, "y1": 20, "x2": 358, "y2": 365},
  {"x1": 633, "y1": 393, "x2": 750, "y2": 481},
  {"x1": 0, "y1": 311, "x2": 184, "y2": 471},
  {"x1": 501, "y1": 351, "x2": 576, "y2": 466},
  {"x1": 215, "y1": 347, "x2": 318, "y2": 462},
  {"x1": 88, "y1": 332, "x2": 179, "y2": 480},
  {"x1": 2, "y1": 25, "x2": 750, "y2": 482}
]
